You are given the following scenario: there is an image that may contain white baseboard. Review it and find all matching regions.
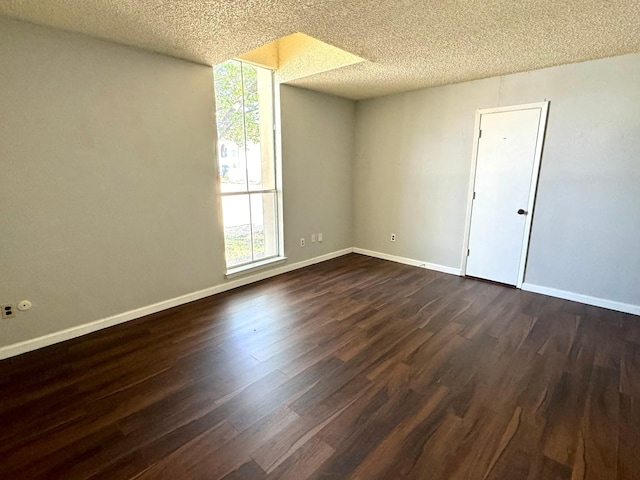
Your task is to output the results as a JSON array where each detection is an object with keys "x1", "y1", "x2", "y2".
[
  {"x1": 521, "y1": 283, "x2": 640, "y2": 316},
  {"x1": 352, "y1": 248, "x2": 461, "y2": 276},
  {"x1": 0, "y1": 248, "x2": 353, "y2": 360},
  {"x1": 9, "y1": 249, "x2": 635, "y2": 361}
]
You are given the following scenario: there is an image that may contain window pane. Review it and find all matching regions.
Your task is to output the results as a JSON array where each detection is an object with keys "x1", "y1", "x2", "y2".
[
  {"x1": 214, "y1": 60, "x2": 247, "y2": 193},
  {"x1": 215, "y1": 60, "x2": 279, "y2": 271},
  {"x1": 243, "y1": 63, "x2": 275, "y2": 191},
  {"x1": 222, "y1": 195, "x2": 252, "y2": 267},
  {"x1": 250, "y1": 192, "x2": 278, "y2": 260}
]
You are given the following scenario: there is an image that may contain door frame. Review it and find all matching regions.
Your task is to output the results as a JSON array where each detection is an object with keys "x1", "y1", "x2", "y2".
[{"x1": 460, "y1": 101, "x2": 549, "y2": 288}]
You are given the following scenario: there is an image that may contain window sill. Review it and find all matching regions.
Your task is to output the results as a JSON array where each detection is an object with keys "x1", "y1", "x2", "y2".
[{"x1": 225, "y1": 256, "x2": 288, "y2": 279}]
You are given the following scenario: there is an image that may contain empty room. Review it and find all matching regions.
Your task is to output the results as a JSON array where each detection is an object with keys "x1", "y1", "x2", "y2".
[{"x1": 1, "y1": 1, "x2": 639, "y2": 479}]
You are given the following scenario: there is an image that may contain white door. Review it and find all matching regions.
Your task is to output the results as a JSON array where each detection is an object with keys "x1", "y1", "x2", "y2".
[{"x1": 465, "y1": 104, "x2": 547, "y2": 286}]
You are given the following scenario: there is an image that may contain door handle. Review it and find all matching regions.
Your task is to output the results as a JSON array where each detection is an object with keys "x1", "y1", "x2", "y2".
[{"x1": 517, "y1": 209, "x2": 528, "y2": 215}]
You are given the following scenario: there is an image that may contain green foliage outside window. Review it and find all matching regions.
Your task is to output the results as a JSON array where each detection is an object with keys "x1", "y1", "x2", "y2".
[{"x1": 214, "y1": 61, "x2": 260, "y2": 146}]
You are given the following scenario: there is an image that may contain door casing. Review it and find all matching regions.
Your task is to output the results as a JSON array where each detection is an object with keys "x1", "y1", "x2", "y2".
[{"x1": 461, "y1": 101, "x2": 549, "y2": 288}]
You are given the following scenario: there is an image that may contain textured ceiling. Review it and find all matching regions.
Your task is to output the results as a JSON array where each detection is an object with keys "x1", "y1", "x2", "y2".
[{"x1": 1, "y1": 0, "x2": 640, "y2": 100}]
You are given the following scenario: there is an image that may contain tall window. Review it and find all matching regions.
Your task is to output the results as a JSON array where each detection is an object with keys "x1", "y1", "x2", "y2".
[{"x1": 214, "y1": 60, "x2": 280, "y2": 270}]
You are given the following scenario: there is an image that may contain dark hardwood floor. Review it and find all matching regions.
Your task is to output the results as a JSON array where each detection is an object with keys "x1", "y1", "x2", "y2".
[{"x1": 1, "y1": 253, "x2": 639, "y2": 479}]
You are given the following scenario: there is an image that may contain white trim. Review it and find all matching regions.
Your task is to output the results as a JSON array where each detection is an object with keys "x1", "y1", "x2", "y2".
[
  {"x1": 225, "y1": 256, "x2": 287, "y2": 278},
  {"x1": 0, "y1": 248, "x2": 353, "y2": 360},
  {"x1": 522, "y1": 283, "x2": 640, "y2": 317},
  {"x1": 274, "y1": 81, "x2": 285, "y2": 259},
  {"x1": 461, "y1": 101, "x2": 549, "y2": 288},
  {"x1": 515, "y1": 101, "x2": 549, "y2": 288},
  {"x1": 4, "y1": 247, "x2": 637, "y2": 360},
  {"x1": 353, "y1": 248, "x2": 461, "y2": 276},
  {"x1": 472, "y1": 102, "x2": 548, "y2": 115},
  {"x1": 460, "y1": 109, "x2": 482, "y2": 276}
]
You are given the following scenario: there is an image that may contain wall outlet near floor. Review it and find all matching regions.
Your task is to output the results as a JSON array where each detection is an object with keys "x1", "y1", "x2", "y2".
[
  {"x1": 300, "y1": 238, "x2": 305, "y2": 247},
  {"x1": 390, "y1": 233, "x2": 396, "y2": 242},
  {"x1": 318, "y1": 232, "x2": 323, "y2": 242},
  {"x1": 311, "y1": 233, "x2": 316, "y2": 243},
  {"x1": 2, "y1": 304, "x2": 16, "y2": 319}
]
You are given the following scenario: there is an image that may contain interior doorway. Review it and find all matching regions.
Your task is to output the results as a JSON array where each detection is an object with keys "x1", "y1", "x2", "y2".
[{"x1": 462, "y1": 102, "x2": 549, "y2": 287}]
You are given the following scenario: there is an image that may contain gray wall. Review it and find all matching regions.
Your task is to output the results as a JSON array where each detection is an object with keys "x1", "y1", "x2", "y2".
[
  {"x1": 0, "y1": 17, "x2": 355, "y2": 348},
  {"x1": 280, "y1": 85, "x2": 355, "y2": 263},
  {"x1": 2, "y1": 15, "x2": 638, "y2": 351},
  {"x1": 0, "y1": 17, "x2": 224, "y2": 346},
  {"x1": 354, "y1": 53, "x2": 640, "y2": 306},
  {"x1": 354, "y1": 80, "x2": 498, "y2": 267}
]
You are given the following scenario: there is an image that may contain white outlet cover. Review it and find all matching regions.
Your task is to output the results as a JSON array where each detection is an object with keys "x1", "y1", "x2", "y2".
[
  {"x1": 17, "y1": 300, "x2": 32, "y2": 311},
  {"x1": 318, "y1": 233, "x2": 323, "y2": 242},
  {"x1": 1, "y1": 304, "x2": 15, "y2": 319}
]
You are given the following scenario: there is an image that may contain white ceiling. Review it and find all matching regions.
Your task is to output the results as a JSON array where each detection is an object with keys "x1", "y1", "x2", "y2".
[{"x1": 2, "y1": 0, "x2": 639, "y2": 100}]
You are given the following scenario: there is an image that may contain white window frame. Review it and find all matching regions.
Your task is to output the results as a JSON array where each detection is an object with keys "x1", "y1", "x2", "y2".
[{"x1": 214, "y1": 60, "x2": 285, "y2": 277}]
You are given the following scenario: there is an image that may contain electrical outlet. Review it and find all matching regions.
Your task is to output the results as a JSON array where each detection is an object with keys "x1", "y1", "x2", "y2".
[
  {"x1": 1, "y1": 304, "x2": 16, "y2": 319},
  {"x1": 300, "y1": 238, "x2": 305, "y2": 247},
  {"x1": 318, "y1": 232, "x2": 323, "y2": 242},
  {"x1": 390, "y1": 233, "x2": 396, "y2": 242},
  {"x1": 311, "y1": 234, "x2": 316, "y2": 243}
]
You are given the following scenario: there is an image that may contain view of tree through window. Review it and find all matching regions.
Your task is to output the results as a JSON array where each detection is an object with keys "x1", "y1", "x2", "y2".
[{"x1": 214, "y1": 60, "x2": 278, "y2": 268}]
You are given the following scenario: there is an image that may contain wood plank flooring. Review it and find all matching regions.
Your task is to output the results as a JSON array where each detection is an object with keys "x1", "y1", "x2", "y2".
[{"x1": 1, "y1": 253, "x2": 639, "y2": 479}]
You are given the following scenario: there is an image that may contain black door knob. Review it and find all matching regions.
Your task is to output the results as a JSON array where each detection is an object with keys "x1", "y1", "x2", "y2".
[{"x1": 517, "y1": 209, "x2": 527, "y2": 215}]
